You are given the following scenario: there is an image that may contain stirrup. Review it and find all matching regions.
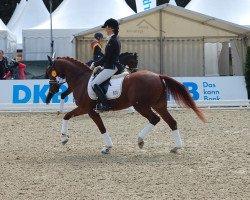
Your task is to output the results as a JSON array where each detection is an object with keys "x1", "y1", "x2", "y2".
[
  {"x1": 102, "y1": 104, "x2": 110, "y2": 111},
  {"x1": 94, "y1": 103, "x2": 104, "y2": 113},
  {"x1": 94, "y1": 103, "x2": 110, "y2": 113}
]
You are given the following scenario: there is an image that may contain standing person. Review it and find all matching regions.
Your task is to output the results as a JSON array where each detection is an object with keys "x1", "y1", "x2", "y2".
[
  {"x1": 90, "y1": 18, "x2": 124, "y2": 112},
  {"x1": 0, "y1": 50, "x2": 8, "y2": 79},
  {"x1": 86, "y1": 32, "x2": 104, "y2": 66}
]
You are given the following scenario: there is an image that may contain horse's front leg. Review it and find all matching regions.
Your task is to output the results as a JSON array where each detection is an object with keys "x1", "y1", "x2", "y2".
[
  {"x1": 60, "y1": 106, "x2": 85, "y2": 145},
  {"x1": 58, "y1": 87, "x2": 72, "y2": 115},
  {"x1": 88, "y1": 110, "x2": 113, "y2": 154}
]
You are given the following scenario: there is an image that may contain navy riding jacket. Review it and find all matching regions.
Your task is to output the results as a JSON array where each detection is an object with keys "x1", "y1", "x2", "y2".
[{"x1": 94, "y1": 35, "x2": 124, "y2": 71}]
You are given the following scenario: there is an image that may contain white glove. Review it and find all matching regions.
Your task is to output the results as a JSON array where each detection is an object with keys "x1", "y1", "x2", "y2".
[{"x1": 90, "y1": 62, "x2": 95, "y2": 70}]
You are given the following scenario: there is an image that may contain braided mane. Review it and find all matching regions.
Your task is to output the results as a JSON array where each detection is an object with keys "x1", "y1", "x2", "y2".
[{"x1": 57, "y1": 57, "x2": 91, "y2": 72}]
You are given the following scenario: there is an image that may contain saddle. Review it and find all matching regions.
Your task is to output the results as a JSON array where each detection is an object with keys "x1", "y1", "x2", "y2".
[{"x1": 88, "y1": 67, "x2": 129, "y2": 100}]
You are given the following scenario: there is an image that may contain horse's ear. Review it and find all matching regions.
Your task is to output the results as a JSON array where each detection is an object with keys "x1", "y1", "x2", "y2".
[
  {"x1": 47, "y1": 55, "x2": 53, "y2": 66},
  {"x1": 52, "y1": 52, "x2": 56, "y2": 60}
]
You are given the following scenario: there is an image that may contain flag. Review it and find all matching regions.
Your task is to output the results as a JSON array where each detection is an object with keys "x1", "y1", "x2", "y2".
[{"x1": 135, "y1": 0, "x2": 157, "y2": 12}]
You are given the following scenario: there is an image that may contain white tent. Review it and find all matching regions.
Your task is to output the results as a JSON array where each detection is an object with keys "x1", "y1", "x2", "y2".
[
  {"x1": 186, "y1": 0, "x2": 250, "y2": 25},
  {"x1": 186, "y1": 0, "x2": 250, "y2": 76},
  {"x1": 75, "y1": 4, "x2": 250, "y2": 76},
  {"x1": 8, "y1": 0, "x2": 49, "y2": 48},
  {"x1": 7, "y1": 0, "x2": 27, "y2": 31},
  {"x1": 23, "y1": 0, "x2": 134, "y2": 61},
  {"x1": 0, "y1": 19, "x2": 17, "y2": 57}
]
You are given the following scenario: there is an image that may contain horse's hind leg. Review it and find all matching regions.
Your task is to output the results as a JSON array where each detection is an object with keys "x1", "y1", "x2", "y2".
[
  {"x1": 133, "y1": 105, "x2": 160, "y2": 149},
  {"x1": 152, "y1": 98, "x2": 183, "y2": 153},
  {"x1": 60, "y1": 107, "x2": 85, "y2": 145}
]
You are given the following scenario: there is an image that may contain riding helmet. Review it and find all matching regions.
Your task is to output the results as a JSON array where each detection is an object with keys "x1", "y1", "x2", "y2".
[
  {"x1": 101, "y1": 18, "x2": 119, "y2": 29},
  {"x1": 94, "y1": 32, "x2": 103, "y2": 40}
]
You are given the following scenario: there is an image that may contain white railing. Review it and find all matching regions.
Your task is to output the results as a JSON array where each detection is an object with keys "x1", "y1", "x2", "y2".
[
  {"x1": 0, "y1": 100, "x2": 249, "y2": 112},
  {"x1": 167, "y1": 100, "x2": 250, "y2": 110},
  {"x1": 0, "y1": 103, "x2": 76, "y2": 112}
]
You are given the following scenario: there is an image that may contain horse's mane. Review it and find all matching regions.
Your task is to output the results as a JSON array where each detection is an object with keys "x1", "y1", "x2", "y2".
[{"x1": 57, "y1": 57, "x2": 91, "y2": 72}]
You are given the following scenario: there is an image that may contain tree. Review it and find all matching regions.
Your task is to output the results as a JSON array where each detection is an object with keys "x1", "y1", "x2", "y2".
[{"x1": 245, "y1": 46, "x2": 250, "y2": 99}]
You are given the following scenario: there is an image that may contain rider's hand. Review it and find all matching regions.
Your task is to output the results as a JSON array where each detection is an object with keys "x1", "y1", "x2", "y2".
[{"x1": 90, "y1": 62, "x2": 95, "y2": 70}]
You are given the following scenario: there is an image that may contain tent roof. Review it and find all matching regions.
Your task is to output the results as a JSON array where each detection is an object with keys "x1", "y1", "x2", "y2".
[
  {"x1": 0, "y1": 19, "x2": 8, "y2": 30},
  {"x1": 8, "y1": 0, "x2": 49, "y2": 44},
  {"x1": 75, "y1": 3, "x2": 250, "y2": 39},
  {"x1": 7, "y1": 0, "x2": 27, "y2": 31},
  {"x1": 33, "y1": 0, "x2": 135, "y2": 29},
  {"x1": 186, "y1": 0, "x2": 250, "y2": 25},
  {"x1": 0, "y1": 19, "x2": 16, "y2": 41}
]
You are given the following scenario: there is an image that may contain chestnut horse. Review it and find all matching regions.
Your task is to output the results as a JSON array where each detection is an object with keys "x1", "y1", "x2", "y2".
[
  {"x1": 46, "y1": 52, "x2": 138, "y2": 114},
  {"x1": 46, "y1": 56, "x2": 206, "y2": 154}
]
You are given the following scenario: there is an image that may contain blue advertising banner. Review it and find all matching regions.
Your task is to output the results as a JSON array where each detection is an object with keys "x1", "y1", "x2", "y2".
[{"x1": 0, "y1": 76, "x2": 248, "y2": 111}]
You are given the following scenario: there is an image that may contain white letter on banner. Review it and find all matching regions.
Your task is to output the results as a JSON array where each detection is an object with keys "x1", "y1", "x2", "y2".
[{"x1": 135, "y1": 0, "x2": 157, "y2": 12}]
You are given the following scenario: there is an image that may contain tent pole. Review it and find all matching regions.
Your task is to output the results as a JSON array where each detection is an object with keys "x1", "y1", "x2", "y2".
[
  {"x1": 50, "y1": 0, "x2": 54, "y2": 56},
  {"x1": 159, "y1": 9, "x2": 163, "y2": 74}
]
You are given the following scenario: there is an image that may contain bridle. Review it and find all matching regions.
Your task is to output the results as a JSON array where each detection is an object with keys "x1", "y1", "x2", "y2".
[{"x1": 47, "y1": 54, "x2": 64, "y2": 94}]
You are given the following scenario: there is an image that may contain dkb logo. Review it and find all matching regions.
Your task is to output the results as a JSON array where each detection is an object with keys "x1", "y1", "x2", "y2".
[
  {"x1": 12, "y1": 84, "x2": 69, "y2": 103},
  {"x1": 166, "y1": 82, "x2": 199, "y2": 101}
]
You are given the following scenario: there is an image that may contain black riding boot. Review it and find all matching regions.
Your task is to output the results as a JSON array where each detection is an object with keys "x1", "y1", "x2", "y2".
[{"x1": 93, "y1": 84, "x2": 110, "y2": 112}]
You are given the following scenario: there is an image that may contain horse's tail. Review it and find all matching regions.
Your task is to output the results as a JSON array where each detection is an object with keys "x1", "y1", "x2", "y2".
[{"x1": 159, "y1": 75, "x2": 206, "y2": 122}]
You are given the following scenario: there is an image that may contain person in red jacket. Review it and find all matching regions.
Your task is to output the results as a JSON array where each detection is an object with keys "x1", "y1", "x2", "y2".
[{"x1": 4, "y1": 59, "x2": 26, "y2": 80}]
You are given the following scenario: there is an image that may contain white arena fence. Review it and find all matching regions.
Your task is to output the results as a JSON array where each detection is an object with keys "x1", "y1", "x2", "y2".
[
  {"x1": 0, "y1": 77, "x2": 249, "y2": 112},
  {"x1": 0, "y1": 100, "x2": 249, "y2": 113}
]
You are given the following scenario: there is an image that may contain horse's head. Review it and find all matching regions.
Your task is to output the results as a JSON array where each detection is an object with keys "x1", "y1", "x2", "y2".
[
  {"x1": 45, "y1": 54, "x2": 63, "y2": 104},
  {"x1": 119, "y1": 52, "x2": 138, "y2": 73},
  {"x1": 45, "y1": 55, "x2": 91, "y2": 104}
]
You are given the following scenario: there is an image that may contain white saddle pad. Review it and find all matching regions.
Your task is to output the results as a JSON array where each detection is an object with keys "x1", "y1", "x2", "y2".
[{"x1": 88, "y1": 72, "x2": 129, "y2": 100}]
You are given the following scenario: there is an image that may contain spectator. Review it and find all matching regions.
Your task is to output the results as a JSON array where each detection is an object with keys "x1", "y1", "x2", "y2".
[
  {"x1": 0, "y1": 50, "x2": 8, "y2": 79},
  {"x1": 86, "y1": 32, "x2": 104, "y2": 66}
]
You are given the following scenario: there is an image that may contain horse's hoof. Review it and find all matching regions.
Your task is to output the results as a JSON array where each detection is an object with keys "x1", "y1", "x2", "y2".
[
  {"x1": 101, "y1": 146, "x2": 112, "y2": 154},
  {"x1": 170, "y1": 147, "x2": 181, "y2": 153},
  {"x1": 127, "y1": 107, "x2": 135, "y2": 114},
  {"x1": 138, "y1": 137, "x2": 144, "y2": 149},
  {"x1": 61, "y1": 134, "x2": 69, "y2": 145}
]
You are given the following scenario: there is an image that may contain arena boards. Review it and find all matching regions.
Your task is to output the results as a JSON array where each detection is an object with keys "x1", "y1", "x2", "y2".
[{"x1": 0, "y1": 76, "x2": 248, "y2": 111}]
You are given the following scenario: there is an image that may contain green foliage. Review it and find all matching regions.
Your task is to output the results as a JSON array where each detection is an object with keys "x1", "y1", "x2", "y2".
[{"x1": 245, "y1": 46, "x2": 250, "y2": 99}]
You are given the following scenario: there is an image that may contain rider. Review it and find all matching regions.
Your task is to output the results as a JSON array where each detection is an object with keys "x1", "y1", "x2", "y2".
[
  {"x1": 90, "y1": 18, "x2": 123, "y2": 112},
  {"x1": 86, "y1": 32, "x2": 104, "y2": 66}
]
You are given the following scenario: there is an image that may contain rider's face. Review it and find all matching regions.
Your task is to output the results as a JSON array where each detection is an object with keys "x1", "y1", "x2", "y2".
[{"x1": 105, "y1": 26, "x2": 114, "y2": 36}]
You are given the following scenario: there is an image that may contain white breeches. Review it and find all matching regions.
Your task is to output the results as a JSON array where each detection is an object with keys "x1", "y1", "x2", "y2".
[{"x1": 91, "y1": 68, "x2": 118, "y2": 87}]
